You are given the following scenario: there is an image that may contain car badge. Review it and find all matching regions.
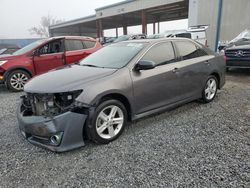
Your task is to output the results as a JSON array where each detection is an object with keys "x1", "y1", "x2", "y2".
[{"x1": 235, "y1": 50, "x2": 244, "y2": 57}]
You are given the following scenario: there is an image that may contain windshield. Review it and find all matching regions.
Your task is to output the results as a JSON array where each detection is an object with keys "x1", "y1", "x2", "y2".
[
  {"x1": 80, "y1": 42, "x2": 147, "y2": 69},
  {"x1": 230, "y1": 29, "x2": 250, "y2": 43},
  {"x1": 13, "y1": 39, "x2": 46, "y2": 55},
  {"x1": 113, "y1": 35, "x2": 130, "y2": 43}
]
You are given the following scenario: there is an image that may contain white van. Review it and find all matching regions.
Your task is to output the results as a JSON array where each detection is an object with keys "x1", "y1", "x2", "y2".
[
  {"x1": 187, "y1": 25, "x2": 208, "y2": 46},
  {"x1": 148, "y1": 25, "x2": 208, "y2": 46}
]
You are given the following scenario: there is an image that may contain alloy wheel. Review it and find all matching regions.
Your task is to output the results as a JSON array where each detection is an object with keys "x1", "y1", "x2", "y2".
[
  {"x1": 10, "y1": 72, "x2": 29, "y2": 91},
  {"x1": 96, "y1": 105, "x2": 124, "y2": 139},
  {"x1": 205, "y1": 78, "x2": 217, "y2": 100}
]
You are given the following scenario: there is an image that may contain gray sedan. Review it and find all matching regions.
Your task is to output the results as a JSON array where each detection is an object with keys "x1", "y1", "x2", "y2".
[{"x1": 17, "y1": 38, "x2": 225, "y2": 152}]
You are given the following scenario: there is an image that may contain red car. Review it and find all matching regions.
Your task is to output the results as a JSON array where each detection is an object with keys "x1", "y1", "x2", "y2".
[{"x1": 0, "y1": 36, "x2": 102, "y2": 91}]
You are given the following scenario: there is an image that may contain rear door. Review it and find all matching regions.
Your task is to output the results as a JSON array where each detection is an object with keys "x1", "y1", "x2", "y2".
[
  {"x1": 65, "y1": 39, "x2": 88, "y2": 64},
  {"x1": 173, "y1": 40, "x2": 212, "y2": 99},
  {"x1": 33, "y1": 39, "x2": 64, "y2": 75},
  {"x1": 131, "y1": 42, "x2": 182, "y2": 114}
]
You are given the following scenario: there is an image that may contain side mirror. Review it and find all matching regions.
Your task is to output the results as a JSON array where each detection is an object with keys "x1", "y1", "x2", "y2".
[{"x1": 135, "y1": 60, "x2": 156, "y2": 71}]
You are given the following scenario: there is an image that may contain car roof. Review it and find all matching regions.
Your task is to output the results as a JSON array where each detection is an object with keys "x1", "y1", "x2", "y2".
[
  {"x1": 48, "y1": 36, "x2": 96, "y2": 41},
  {"x1": 122, "y1": 37, "x2": 196, "y2": 44}
]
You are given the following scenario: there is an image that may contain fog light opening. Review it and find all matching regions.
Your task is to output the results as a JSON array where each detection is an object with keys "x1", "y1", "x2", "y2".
[{"x1": 50, "y1": 132, "x2": 63, "y2": 145}]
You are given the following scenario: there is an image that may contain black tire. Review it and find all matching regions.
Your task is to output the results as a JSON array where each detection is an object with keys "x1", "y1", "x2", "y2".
[
  {"x1": 226, "y1": 67, "x2": 229, "y2": 72},
  {"x1": 202, "y1": 75, "x2": 218, "y2": 103},
  {"x1": 6, "y1": 70, "x2": 31, "y2": 92},
  {"x1": 86, "y1": 99, "x2": 127, "y2": 144}
]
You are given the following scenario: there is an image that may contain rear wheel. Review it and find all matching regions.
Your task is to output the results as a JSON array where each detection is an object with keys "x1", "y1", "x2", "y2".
[
  {"x1": 86, "y1": 99, "x2": 127, "y2": 144},
  {"x1": 6, "y1": 70, "x2": 30, "y2": 92},
  {"x1": 202, "y1": 75, "x2": 218, "y2": 103}
]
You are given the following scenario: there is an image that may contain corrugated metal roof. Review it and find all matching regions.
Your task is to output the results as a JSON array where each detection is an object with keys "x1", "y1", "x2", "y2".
[
  {"x1": 50, "y1": 15, "x2": 96, "y2": 29},
  {"x1": 95, "y1": 0, "x2": 135, "y2": 11}
]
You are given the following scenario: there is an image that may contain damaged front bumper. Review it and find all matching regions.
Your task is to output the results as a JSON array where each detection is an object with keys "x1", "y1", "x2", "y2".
[{"x1": 17, "y1": 102, "x2": 88, "y2": 152}]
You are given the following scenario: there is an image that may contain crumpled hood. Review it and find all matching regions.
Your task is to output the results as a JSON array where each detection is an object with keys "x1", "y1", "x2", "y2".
[{"x1": 24, "y1": 65, "x2": 117, "y2": 93}]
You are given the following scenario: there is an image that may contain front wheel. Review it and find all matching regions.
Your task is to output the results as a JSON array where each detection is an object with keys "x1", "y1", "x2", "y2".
[
  {"x1": 6, "y1": 70, "x2": 30, "y2": 92},
  {"x1": 202, "y1": 75, "x2": 218, "y2": 103},
  {"x1": 86, "y1": 99, "x2": 127, "y2": 144}
]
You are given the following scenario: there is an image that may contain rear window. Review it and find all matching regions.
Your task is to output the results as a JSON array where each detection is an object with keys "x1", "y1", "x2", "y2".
[
  {"x1": 65, "y1": 40, "x2": 84, "y2": 51},
  {"x1": 176, "y1": 33, "x2": 192, "y2": 39},
  {"x1": 84, "y1": 40, "x2": 96, "y2": 48}
]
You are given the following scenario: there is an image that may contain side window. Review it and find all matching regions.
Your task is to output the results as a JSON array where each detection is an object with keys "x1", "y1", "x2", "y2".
[
  {"x1": 84, "y1": 40, "x2": 96, "y2": 49},
  {"x1": 38, "y1": 40, "x2": 63, "y2": 55},
  {"x1": 65, "y1": 40, "x2": 84, "y2": 51},
  {"x1": 141, "y1": 42, "x2": 175, "y2": 66},
  {"x1": 175, "y1": 41, "x2": 207, "y2": 60}
]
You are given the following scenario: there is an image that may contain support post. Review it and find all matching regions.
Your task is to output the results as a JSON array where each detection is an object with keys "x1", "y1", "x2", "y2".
[
  {"x1": 116, "y1": 28, "x2": 118, "y2": 37},
  {"x1": 153, "y1": 23, "x2": 156, "y2": 34},
  {"x1": 141, "y1": 10, "x2": 147, "y2": 34},
  {"x1": 123, "y1": 26, "x2": 127, "y2": 35},
  {"x1": 157, "y1": 22, "x2": 160, "y2": 34},
  {"x1": 96, "y1": 19, "x2": 103, "y2": 38},
  {"x1": 96, "y1": 20, "x2": 100, "y2": 38},
  {"x1": 48, "y1": 26, "x2": 53, "y2": 37},
  {"x1": 215, "y1": 0, "x2": 223, "y2": 51}
]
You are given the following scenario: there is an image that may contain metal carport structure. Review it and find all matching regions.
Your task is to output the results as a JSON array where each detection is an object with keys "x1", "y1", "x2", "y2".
[{"x1": 49, "y1": 0, "x2": 189, "y2": 38}]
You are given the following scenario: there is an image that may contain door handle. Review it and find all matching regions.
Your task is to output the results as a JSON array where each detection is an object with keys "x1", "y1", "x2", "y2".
[
  {"x1": 172, "y1": 67, "x2": 179, "y2": 73},
  {"x1": 205, "y1": 60, "x2": 210, "y2": 66}
]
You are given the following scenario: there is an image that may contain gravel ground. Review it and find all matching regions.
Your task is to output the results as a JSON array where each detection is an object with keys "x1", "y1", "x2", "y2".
[{"x1": 0, "y1": 69, "x2": 249, "y2": 188}]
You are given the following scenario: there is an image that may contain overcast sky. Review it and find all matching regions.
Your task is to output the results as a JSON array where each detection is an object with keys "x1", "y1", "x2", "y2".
[{"x1": 0, "y1": 0, "x2": 188, "y2": 39}]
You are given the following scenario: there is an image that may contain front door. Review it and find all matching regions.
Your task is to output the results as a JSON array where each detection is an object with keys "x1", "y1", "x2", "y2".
[
  {"x1": 33, "y1": 39, "x2": 65, "y2": 75},
  {"x1": 131, "y1": 42, "x2": 182, "y2": 114}
]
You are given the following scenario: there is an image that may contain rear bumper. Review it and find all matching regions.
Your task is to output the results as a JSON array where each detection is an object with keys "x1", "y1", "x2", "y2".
[{"x1": 17, "y1": 102, "x2": 87, "y2": 152}]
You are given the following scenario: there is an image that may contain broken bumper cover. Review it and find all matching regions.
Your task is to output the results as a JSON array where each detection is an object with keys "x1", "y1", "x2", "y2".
[{"x1": 17, "y1": 103, "x2": 88, "y2": 152}]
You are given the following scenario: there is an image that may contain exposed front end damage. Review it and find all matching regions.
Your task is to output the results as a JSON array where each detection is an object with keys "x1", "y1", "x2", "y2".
[{"x1": 17, "y1": 90, "x2": 90, "y2": 152}]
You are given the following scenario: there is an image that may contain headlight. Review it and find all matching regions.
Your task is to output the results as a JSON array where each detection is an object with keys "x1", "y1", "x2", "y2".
[{"x1": 0, "y1": 60, "x2": 7, "y2": 66}]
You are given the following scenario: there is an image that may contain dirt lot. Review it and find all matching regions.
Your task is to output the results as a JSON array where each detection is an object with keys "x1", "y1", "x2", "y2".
[{"x1": 0, "y1": 69, "x2": 249, "y2": 188}]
